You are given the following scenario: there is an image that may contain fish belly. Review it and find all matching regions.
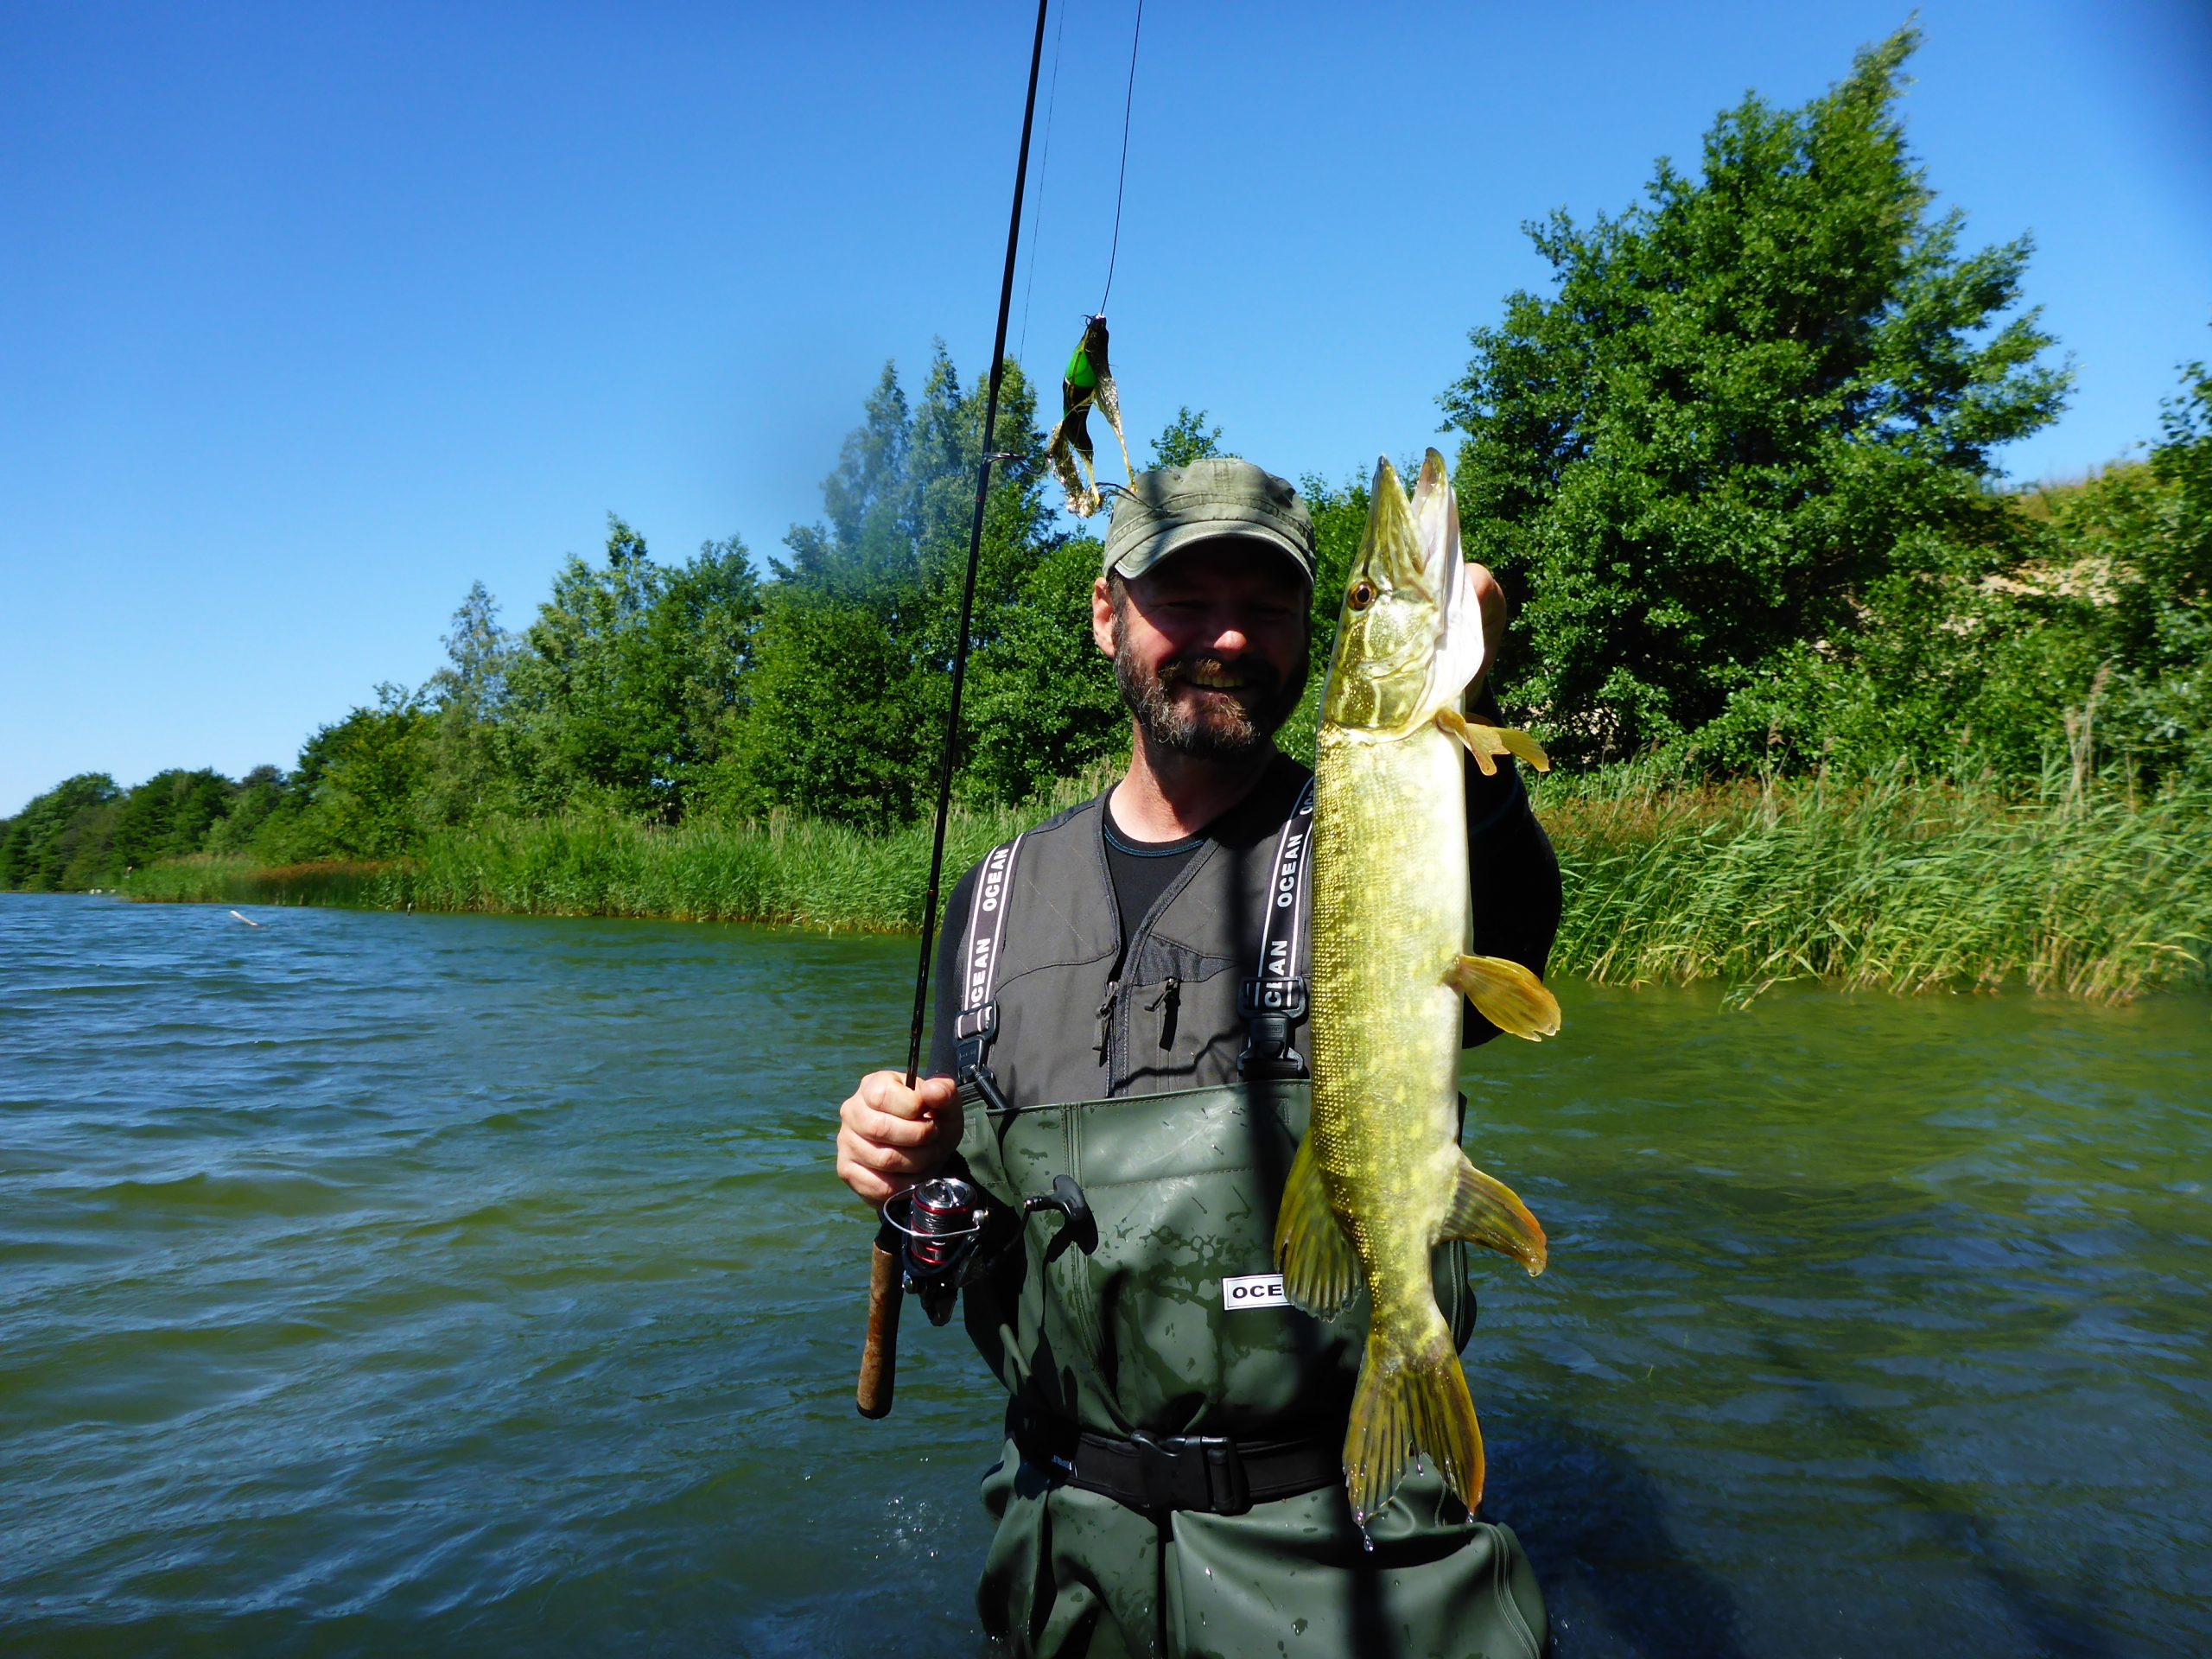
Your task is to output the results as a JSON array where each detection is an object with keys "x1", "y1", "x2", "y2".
[{"x1": 1310, "y1": 722, "x2": 1468, "y2": 1312}]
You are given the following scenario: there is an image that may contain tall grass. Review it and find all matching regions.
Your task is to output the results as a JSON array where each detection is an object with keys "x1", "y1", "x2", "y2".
[
  {"x1": 126, "y1": 763, "x2": 2210, "y2": 1001},
  {"x1": 1544, "y1": 761, "x2": 2210, "y2": 1001},
  {"x1": 124, "y1": 857, "x2": 405, "y2": 909},
  {"x1": 125, "y1": 771, "x2": 1111, "y2": 934}
]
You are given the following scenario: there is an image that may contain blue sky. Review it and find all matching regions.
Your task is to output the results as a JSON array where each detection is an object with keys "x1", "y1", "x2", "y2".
[{"x1": 3, "y1": 0, "x2": 2208, "y2": 817}]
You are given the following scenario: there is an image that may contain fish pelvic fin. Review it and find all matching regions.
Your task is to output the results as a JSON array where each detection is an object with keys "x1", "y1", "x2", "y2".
[
  {"x1": 1447, "y1": 952, "x2": 1561, "y2": 1042},
  {"x1": 1445, "y1": 1152, "x2": 1548, "y2": 1277},
  {"x1": 1435, "y1": 706, "x2": 1552, "y2": 777},
  {"x1": 1274, "y1": 1136, "x2": 1361, "y2": 1319},
  {"x1": 1344, "y1": 1313, "x2": 1486, "y2": 1523}
]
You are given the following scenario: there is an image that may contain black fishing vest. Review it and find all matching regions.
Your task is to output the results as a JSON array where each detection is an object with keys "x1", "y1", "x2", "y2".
[
  {"x1": 950, "y1": 760, "x2": 1316, "y2": 1110},
  {"x1": 948, "y1": 760, "x2": 1477, "y2": 1442}
]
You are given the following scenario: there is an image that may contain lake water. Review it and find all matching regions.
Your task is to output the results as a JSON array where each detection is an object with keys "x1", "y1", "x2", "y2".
[{"x1": 1, "y1": 892, "x2": 2206, "y2": 1656}]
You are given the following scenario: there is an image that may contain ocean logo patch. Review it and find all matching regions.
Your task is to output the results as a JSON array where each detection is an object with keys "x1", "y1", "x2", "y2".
[{"x1": 1222, "y1": 1272, "x2": 1287, "y2": 1310}]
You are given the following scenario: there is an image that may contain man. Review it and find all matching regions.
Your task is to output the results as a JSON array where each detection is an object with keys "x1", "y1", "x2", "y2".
[{"x1": 837, "y1": 458, "x2": 1559, "y2": 1657}]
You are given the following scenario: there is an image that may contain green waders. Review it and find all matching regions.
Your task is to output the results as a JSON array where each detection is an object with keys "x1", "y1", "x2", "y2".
[{"x1": 957, "y1": 1079, "x2": 1548, "y2": 1659}]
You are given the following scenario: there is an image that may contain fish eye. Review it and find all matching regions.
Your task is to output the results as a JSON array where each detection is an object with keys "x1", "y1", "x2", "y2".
[{"x1": 1348, "y1": 580, "x2": 1376, "y2": 611}]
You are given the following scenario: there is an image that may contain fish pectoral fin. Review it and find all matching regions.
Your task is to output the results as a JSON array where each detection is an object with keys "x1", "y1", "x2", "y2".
[
  {"x1": 1273, "y1": 1138, "x2": 1361, "y2": 1319},
  {"x1": 1444, "y1": 1153, "x2": 1548, "y2": 1277},
  {"x1": 1434, "y1": 707, "x2": 1552, "y2": 776},
  {"x1": 1446, "y1": 952, "x2": 1561, "y2": 1042},
  {"x1": 1344, "y1": 1317, "x2": 1486, "y2": 1523}
]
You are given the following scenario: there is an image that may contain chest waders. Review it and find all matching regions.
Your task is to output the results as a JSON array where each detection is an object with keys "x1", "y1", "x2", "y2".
[{"x1": 945, "y1": 775, "x2": 1548, "y2": 1659}]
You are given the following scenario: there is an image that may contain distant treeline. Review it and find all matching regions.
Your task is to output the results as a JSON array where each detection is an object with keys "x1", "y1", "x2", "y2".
[{"x1": 5, "y1": 27, "x2": 2209, "y2": 900}]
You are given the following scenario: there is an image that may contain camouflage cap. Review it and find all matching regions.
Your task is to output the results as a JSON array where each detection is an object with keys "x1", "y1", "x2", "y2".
[{"x1": 1100, "y1": 457, "x2": 1316, "y2": 588}]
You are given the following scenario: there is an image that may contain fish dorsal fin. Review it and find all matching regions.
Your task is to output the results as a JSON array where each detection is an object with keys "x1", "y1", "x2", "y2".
[{"x1": 1412, "y1": 449, "x2": 1485, "y2": 711}]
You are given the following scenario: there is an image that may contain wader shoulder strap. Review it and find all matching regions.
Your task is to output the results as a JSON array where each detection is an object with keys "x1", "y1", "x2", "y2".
[
  {"x1": 1237, "y1": 777, "x2": 1314, "y2": 1080},
  {"x1": 953, "y1": 833, "x2": 1026, "y2": 1113}
]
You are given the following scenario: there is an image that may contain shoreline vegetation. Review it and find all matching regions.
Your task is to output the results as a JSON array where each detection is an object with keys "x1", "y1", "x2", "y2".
[
  {"x1": 118, "y1": 762, "x2": 2210, "y2": 1005},
  {"x1": 13, "y1": 33, "x2": 2210, "y2": 1010}
]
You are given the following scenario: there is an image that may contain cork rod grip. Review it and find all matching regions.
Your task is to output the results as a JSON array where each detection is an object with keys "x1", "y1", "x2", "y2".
[{"x1": 856, "y1": 1241, "x2": 902, "y2": 1419}]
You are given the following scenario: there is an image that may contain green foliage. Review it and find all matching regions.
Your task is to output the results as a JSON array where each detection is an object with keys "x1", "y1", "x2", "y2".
[
  {"x1": 0, "y1": 773, "x2": 122, "y2": 889},
  {"x1": 1545, "y1": 760, "x2": 2209, "y2": 1001},
  {"x1": 963, "y1": 533, "x2": 1126, "y2": 804},
  {"x1": 109, "y1": 769, "x2": 236, "y2": 871},
  {"x1": 1445, "y1": 27, "x2": 2067, "y2": 766},
  {"x1": 125, "y1": 772, "x2": 1117, "y2": 933},
  {"x1": 723, "y1": 346, "x2": 1125, "y2": 826},
  {"x1": 502, "y1": 518, "x2": 761, "y2": 821},
  {"x1": 205, "y1": 766, "x2": 288, "y2": 854},
  {"x1": 257, "y1": 686, "x2": 433, "y2": 861},
  {"x1": 1274, "y1": 472, "x2": 1372, "y2": 765},
  {"x1": 123, "y1": 765, "x2": 2208, "y2": 1007},
  {"x1": 1148, "y1": 406, "x2": 1226, "y2": 469}
]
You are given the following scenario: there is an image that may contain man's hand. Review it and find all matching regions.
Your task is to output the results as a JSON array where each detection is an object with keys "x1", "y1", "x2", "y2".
[
  {"x1": 836, "y1": 1071, "x2": 962, "y2": 1207},
  {"x1": 1468, "y1": 563, "x2": 1506, "y2": 698}
]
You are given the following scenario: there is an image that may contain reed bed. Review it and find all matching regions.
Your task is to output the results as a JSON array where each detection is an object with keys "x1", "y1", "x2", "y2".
[
  {"x1": 125, "y1": 772, "x2": 1110, "y2": 934},
  {"x1": 1544, "y1": 764, "x2": 2210, "y2": 1002},
  {"x1": 126, "y1": 766, "x2": 2210, "y2": 1001},
  {"x1": 124, "y1": 857, "x2": 407, "y2": 909}
]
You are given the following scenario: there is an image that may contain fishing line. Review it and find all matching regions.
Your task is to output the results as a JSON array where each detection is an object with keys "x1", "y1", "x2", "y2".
[
  {"x1": 1015, "y1": 0, "x2": 1067, "y2": 368},
  {"x1": 1096, "y1": 0, "x2": 1143, "y2": 313},
  {"x1": 902, "y1": 0, "x2": 1052, "y2": 1090}
]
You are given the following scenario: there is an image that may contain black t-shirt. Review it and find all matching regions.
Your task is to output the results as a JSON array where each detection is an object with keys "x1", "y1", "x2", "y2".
[
  {"x1": 925, "y1": 738, "x2": 1560, "y2": 1079},
  {"x1": 1101, "y1": 805, "x2": 1206, "y2": 945}
]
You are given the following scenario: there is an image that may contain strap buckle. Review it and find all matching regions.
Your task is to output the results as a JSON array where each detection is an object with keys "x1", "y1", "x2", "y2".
[
  {"x1": 1127, "y1": 1433, "x2": 1252, "y2": 1516},
  {"x1": 953, "y1": 1003, "x2": 1015, "y2": 1113},
  {"x1": 1236, "y1": 977, "x2": 1308, "y2": 1079}
]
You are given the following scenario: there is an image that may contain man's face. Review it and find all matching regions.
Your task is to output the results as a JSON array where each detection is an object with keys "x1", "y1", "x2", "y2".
[{"x1": 1091, "y1": 537, "x2": 1311, "y2": 760}]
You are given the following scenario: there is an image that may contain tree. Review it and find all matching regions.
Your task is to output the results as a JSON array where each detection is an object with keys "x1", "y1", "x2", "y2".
[
  {"x1": 503, "y1": 518, "x2": 761, "y2": 820},
  {"x1": 110, "y1": 769, "x2": 235, "y2": 871},
  {"x1": 1148, "y1": 406, "x2": 1226, "y2": 469},
  {"x1": 963, "y1": 532, "x2": 1125, "y2": 804},
  {"x1": 206, "y1": 766, "x2": 288, "y2": 854},
  {"x1": 0, "y1": 773, "x2": 121, "y2": 890},
  {"x1": 728, "y1": 346, "x2": 1071, "y2": 823},
  {"x1": 1442, "y1": 27, "x2": 2069, "y2": 766},
  {"x1": 262, "y1": 686, "x2": 431, "y2": 860}
]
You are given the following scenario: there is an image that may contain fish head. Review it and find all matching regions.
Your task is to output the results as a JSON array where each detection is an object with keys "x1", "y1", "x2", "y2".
[{"x1": 1320, "y1": 449, "x2": 1483, "y2": 735}]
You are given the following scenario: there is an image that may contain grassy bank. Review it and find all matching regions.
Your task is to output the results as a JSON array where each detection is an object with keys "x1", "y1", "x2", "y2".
[
  {"x1": 1542, "y1": 765, "x2": 2209, "y2": 1001},
  {"x1": 124, "y1": 772, "x2": 1109, "y2": 932},
  {"x1": 124, "y1": 766, "x2": 2209, "y2": 1001}
]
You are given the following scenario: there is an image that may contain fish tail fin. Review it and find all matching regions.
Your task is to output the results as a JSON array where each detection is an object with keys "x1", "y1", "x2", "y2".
[
  {"x1": 1274, "y1": 1137, "x2": 1361, "y2": 1318},
  {"x1": 1344, "y1": 1314, "x2": 1486, "y2": 1523},
  {"x1": 1445, "y1": 1152, "x2": 1548, "y2": 1276},
  {"x1": 1446, "y1": 951, "x2": 1561, "y2": 1041}
]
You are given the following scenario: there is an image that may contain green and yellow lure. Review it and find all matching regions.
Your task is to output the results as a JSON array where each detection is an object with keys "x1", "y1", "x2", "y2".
[{"x1": 1046, "y1": 315, "x2": 1134, "y2": 517}]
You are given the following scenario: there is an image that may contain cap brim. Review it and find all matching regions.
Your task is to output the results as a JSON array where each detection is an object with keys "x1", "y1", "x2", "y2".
[{"x1": 1109, "y1": 523, "x2": 1315, "y2": 586}]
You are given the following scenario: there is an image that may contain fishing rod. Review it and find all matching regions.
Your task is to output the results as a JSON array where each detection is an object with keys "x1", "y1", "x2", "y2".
[{"x1": 858, "y1": 0, "x2": 1052, "y2": 1423}]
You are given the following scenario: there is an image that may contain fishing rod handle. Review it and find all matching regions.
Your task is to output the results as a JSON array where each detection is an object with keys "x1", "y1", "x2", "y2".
[{"x1": 856, "y1": 1236, "x2": 903, "y2": 1419}]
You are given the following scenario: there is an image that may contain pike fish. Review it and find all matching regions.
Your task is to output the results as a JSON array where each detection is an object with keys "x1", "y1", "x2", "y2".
[{"x1": 1274, "y1": 448, "x2": 1559, "y2": 1525}]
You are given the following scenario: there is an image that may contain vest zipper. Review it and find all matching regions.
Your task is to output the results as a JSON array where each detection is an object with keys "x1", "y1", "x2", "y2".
[
  {"x1": 1094, "y1": 979, "x2": 1118, "y2": 1066},
  {"x1": 1147, "y1": 976, "x2": 1181, "y2": 1050}
]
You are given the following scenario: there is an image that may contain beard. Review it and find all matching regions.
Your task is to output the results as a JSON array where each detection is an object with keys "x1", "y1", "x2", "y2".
[{"x1": 1111, "y1": 610, "x2": 1309, "y2": 762}]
